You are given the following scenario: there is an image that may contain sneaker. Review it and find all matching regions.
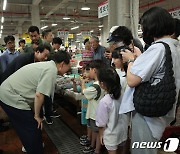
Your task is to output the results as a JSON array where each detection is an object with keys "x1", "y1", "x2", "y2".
[
  {"x1": 80, "y1": 139, "x2": 91, "y2": 146},
  {"x1": 80, "y1": 135, "x2": 88, "y2": 141},
  {"x1": 22, "y1": 146, "x2": 26, "y2": 153},
  {"x1": 44, "y1": 116, "x2": 53, "y2": 125},
  {"x1": 83, "y1": 146, "x2": 94, "y2": 153},
  {"x1": 53, "y1": 109, "x2": 57, "y2": 113},
  {"x1": 22, "y1": 143, "x2": 45, "y2": 153},
  {"x1": 50, "y1": 112, "x2": 61, "y2": 118}
]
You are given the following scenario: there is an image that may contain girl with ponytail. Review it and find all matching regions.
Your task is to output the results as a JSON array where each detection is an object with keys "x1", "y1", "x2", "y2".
[{"x1": 96, "y1": 67, "x2": 129, "y2": 154}]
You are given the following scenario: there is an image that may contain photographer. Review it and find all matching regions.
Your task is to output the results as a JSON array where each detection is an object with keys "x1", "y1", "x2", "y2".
[{"x1": 105, "y1": 26, "x2": 142, "y2": 61}]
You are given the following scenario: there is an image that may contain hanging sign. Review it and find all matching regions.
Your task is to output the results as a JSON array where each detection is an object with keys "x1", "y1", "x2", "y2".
[
  {"x1": 57, "y1": 30, "x2": 69, "y2": 37},
  {"x1": 98, "y1": 0, "x2": 108, "y2": 18},
  {"x1": 81, "y1": 31, "x2": 91, "y2": 36}
]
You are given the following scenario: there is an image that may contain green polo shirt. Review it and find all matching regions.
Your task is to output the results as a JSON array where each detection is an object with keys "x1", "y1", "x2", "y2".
[
  {"x1": 42, "y1": 40, "x2": 53, "y2": 53},
  {"x1": 0, "y1": 61, "x2": 57, "y2": 110},
  {"x1": 24, "y1": 39, "x2": 43, "y2": 53}
]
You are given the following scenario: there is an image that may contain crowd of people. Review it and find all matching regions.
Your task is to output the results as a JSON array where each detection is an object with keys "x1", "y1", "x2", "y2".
[{"x1": 0, "y1": 6, "x2": 180, "y2": 154}]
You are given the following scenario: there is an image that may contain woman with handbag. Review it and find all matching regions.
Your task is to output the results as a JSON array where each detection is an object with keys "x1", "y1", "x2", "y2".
[{"x1": 119, "y1": 7, "x2": 180, "y2": 154}]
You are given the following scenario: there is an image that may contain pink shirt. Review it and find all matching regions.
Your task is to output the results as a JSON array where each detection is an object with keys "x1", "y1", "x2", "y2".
[{"x1": 82, "y1": 49, "x2": 93, "y2": 65}]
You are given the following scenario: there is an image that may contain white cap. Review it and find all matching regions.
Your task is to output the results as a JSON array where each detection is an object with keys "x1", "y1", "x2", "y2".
[
  {"x1": 109, "y1": 26, "x2": 119, "y2": 33},
  {"x1": 107, "y1": 26, "x2": 119, "y2": 43}
]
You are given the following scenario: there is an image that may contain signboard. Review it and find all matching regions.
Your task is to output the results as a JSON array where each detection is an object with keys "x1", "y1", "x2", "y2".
[
  {"x1": 169, "y1": 8, "x2": 180, "y2": 19},
  {"x1": 57, "y1": 31, "x2": 69, "y2": 37},
  {"x1": 98, "y1": 0, "x2": 108, "y2": 18},
  {"x1": 68, "y1": 34, "x2": 74, "y2": 39},
  {"x1": 81, "y1": 31, "x2": 91, "y2": 36}
]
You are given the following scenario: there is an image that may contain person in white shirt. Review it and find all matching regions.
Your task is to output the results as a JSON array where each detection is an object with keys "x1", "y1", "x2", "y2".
[
  {"x1": 111, "y1": 48, "x2": 127, "y2": 92},
  {"x1": 120, "y1": 7, "x2": 180, "y2": 154}
]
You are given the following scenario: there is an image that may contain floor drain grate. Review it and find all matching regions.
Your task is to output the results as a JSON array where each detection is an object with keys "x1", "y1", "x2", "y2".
[{"x1": 44, "y1": 118, "x2": 84, "y2": 154}]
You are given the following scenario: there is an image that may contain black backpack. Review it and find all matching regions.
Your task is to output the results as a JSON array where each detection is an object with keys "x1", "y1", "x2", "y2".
[{"x1": 133, "y1": 42, "x2": 176, "y2": 117}]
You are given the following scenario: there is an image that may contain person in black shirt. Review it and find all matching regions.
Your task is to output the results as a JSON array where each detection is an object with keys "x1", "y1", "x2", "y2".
[{"x1": 0, "y1": 44, "x2": 50, "y2": 84}]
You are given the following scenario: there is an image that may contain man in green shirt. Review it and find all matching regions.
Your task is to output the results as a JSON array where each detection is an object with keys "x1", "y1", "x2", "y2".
[
  {"x1": 42, "y1": 29, "x2": 53, "y2": 53},
  {"x1": 24, "y1": 26, "x2": 43, "y2": 53},
  {"x1": 0, "y1": 51, "x2": 71, "y2": 154}
]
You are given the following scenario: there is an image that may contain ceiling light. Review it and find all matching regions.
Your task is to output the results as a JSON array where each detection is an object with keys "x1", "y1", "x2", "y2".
[
  {"x1": 1, "y1": 25, "x2": 3, "y2": 29},
  {"x1": 98, "y1": 25, "x2": 103, "y2": 28},
  {"x1": 0, "y1": 34, "x2": 1, "y2": 38},
  {"x1": 3, "y1": 0, "x2": 7, "y2": 11},
  {"x1": 52, "y1": 23, "x2": 57, "y2": 26},
  {"x1": 41, "y1": 26, "x2": 48, "y2": 30},
  {"x1": 77, "y1": 33, "x2": 81, "y2": 36},
  {"x1": 0, "y1": 30, "x2": 2, "y2": 33},
  {"x1": 63, "y1": 16, "x2": 70, "y2": 20},
  {"x1": 90, "y1": 30, "x2": 94, "y2": 33},
  {"x1": 99, "y1": 28, "x2": 101, "y2": 31},
  {"x1": 81, "y1": 6, "x2": 90, "y2": 11},
  {"x1": 71, "y1": 26, "x2": 79, "y2": 30},
  {"x1": 81, "y1": 0, "x2": 90, "y2": 11},
  {"x1": 1, "y1": 17, "x2": 4, "y2": 23}
]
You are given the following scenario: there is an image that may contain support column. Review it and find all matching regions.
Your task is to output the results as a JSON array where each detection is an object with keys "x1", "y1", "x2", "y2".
[
  {"x1": 31, "y1": 5, "x2": 40, "y2": 28},
  {"x1": 108, "y1": 0, "x2": 139, "y2": 37},
  {"x1": 130, "y1": 0, "x2": 139, "y2": 38},
  {"x1": 101, "y1": 16, "x2": 108, "y2": 47},
  {"x1": 108, "y1": 0, "x2": 118, "y2": 29}
]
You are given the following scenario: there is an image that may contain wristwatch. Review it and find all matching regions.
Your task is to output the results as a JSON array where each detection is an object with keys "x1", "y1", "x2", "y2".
[{"x1": 127, "y1": 59, "x2": 134, "y2": 65}]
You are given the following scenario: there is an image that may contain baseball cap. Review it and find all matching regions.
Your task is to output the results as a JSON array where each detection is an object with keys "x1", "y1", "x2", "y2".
[{"x1": 107, "y1": 26, "x2": 119, "y2": 43}]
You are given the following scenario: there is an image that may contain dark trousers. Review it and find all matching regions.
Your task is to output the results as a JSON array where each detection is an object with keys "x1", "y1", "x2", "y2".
[
  {"x1": 40, "y1": 96, "x2": 53, "y2": 118},
  {"x1": 0, "y1": 101, "x2": 43, "y2": 154}
]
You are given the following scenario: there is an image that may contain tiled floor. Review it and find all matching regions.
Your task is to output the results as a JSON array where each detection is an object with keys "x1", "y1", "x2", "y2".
[
  {"x1": 0, "y1": 97, "x2": 179, "y2": 154},
  {"x1": 0, "y1": 127, "x2": 58, "y2": 154}
]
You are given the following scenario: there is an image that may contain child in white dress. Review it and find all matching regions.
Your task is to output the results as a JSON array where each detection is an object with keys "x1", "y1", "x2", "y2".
[{"x1": 96, "y1": 67, "x2": 129, "y2": 154}]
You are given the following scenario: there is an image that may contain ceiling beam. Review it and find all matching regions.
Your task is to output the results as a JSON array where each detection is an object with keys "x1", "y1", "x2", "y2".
[
  {"x1": 33, "y1": 0, "x2": 42, "y2": 5},
  {"x1": 4, "y1": 17, "x2": 98, "y2": 23},
  {"x1": 45, "y1": 0, "x2": 67, "y2": 17}
]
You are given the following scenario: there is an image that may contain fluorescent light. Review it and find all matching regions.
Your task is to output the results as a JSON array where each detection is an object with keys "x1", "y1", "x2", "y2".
[
  {"x1": 1, "y1": 17, "x2": 4, "y2": 23},
  {"x1": 71, "y1": 26, "x2": 79, "y2": 30},
  {"x1": 3, "y1": 0, "x2": 7, "y2": 11},
  {"x1": 0, "y1": 30, "x2": 2, "y2": 33},
  {"x1": 63, "y1": 16, "x2": 70, "y2": 20},
  {"x1": 0, "y1": 34, "x2": 1, "y2": 38},
  {"x1": 99, "y1": 28, "x2": 101, "y2": 31},
  {"x1": 52, "y1": 23, "x2": 57, "y2": 26},
  {"x1": 1, "y1": 25, "x2": 3, "y2": 29},
  {"x1": 81, "y1": 6, "x2": 90, "y2": 11},
  {"x1": 77, "y1": 33, "x2": 81, "y2": 36},
  {"x1": 98, "y1": 25, "x2": 103, "y2": 28},
  {"x1": 41, "y1": 26, "x2": 48, "y2": 30},
  {"x1": 90, "y1": 30, "x2": 94, "y2": 33}
]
